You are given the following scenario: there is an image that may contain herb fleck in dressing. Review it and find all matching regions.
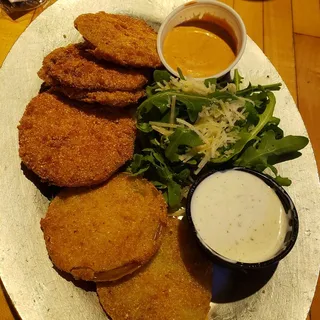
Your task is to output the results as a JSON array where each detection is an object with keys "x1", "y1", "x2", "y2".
[{"x1": 191, "y1": 170, "x2": 289, "y2": 263}]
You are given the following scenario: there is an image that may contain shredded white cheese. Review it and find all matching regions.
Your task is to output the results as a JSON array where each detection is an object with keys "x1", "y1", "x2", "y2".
[
  {"x1": 149, "y1": 122, "x2": 180, "y2": 129},
  {"x1": 168, "y1": 207, "x2": 186, "y2": 217},
  {"x1": 151, "y1": 125, "x2": 173, "y2": 136},
  {"x1": 152, "y1": 98, "x2": 246, "y2": 173},
  {"x1": 153, "y1": 76, "x2": 247, "y2": 174},
  {"x1": 176, "y1": 118, "x2": 209, "y2": 144},
  {"x1": 191, "y1": 100, "x2": 246, "y2": 168},
  {"x1": 157, "y1": 76, "x2": 216, "y2": 95},
  {"x1": 220, "y1": 82, "x2": 237, "y2": 94}
]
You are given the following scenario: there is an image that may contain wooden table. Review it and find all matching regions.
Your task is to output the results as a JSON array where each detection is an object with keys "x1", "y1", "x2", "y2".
[{"x1": 0, "y1": 0, "x2": 319, "y2": 319}]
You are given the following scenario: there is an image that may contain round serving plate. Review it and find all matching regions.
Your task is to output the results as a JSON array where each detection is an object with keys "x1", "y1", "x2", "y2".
[{"x1": 0, "y1": 1, "x2": 319, "y2": 319}]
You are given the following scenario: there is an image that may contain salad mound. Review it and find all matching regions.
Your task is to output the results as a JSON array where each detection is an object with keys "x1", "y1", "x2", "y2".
[{"x1": 127, "y1": 70, "x2": 309, "y2": 212}]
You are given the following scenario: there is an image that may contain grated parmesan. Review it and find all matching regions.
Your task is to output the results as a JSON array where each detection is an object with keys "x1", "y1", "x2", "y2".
[
  {"x1": 191, "y1": 99, "x2": 246, "y2": 168},
  {"x1": 152, "y1": 76, "x2": 248, "y2": 174},
  {"x1": 157, "y1": 76, "x2": 216, "y2": 95}
]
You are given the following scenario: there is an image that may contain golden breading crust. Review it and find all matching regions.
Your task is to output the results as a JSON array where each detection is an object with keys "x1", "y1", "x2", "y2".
[
  {"x1": 18, "y1": 93, "x2": 136, "y2": 187},
  {"x1": 74, "y1": 12, "x2": 162, "y2": 68},
  {"x1": 97, "y1": 218, "x2": 212, "y2": 320},
  {"x1": 38, "y1": 43, "x2": 149, "y2": 91},
  {"x1": 40, "y1": 173, "x2": 168, "y2": 282},
  {"x1": 51, "y1": 86, "x2": 145, "y2": 107}
]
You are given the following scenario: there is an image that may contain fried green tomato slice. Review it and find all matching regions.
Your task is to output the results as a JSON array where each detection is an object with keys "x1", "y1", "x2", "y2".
[
  {"x1": 51, "y1": 86, "x2": 145, "y2": 107},
  {"x1": 18, "y1": 92, "x2": 136, "y2": 187},
  {"x1": 38, "y1": 43, "x2": 149, "y2": 91},
  {"x1": 74, "y1": 12, "x2": 162, "y2": 68},
  {"x1": 41, "y1": 173, "x2": 168, "y2": 282},
  {"x1": 97, "y1": 218, "x2": 212, "y2": 320}
]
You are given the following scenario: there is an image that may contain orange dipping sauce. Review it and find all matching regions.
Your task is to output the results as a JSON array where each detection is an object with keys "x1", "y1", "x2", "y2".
[{"x1": 163, "y1": 16, "x2": 237, "y2": 78}]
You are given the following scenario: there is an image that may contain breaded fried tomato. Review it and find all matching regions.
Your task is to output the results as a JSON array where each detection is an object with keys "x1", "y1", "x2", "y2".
[
  {"x1": 97, "y1": 218, "x2": 212, "y2": 320},
  {"x1": 74, "y1": 12, "x2": 162, "y2": 68},
  {"x1": 40, "y1": 173, "x2": 167, "y2": 282},
  {"x1": 18, "y1": 93, "x2": 136, "y2": 187},
  {"x1": 51, "y1": 86, "x2": 145, "y2": 107},
  {"x1": 38, "y1": 43, "x2": 149, "y2": 91}
]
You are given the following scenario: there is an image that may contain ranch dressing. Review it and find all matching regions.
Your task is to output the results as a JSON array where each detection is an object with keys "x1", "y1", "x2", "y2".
[{"x1": 190, "y1": 170, "x2": 289, "y2": 263}]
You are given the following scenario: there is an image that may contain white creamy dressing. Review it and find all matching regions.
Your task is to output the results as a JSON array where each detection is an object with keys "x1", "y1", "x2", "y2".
[{"x1": 191, "y1": 170, "x2": 289, "y2": 263}]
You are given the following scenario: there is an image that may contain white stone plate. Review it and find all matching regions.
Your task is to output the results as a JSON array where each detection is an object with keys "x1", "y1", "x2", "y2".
[{"x1": 0, "y1": 1, "x2": 319, "y2": 319}]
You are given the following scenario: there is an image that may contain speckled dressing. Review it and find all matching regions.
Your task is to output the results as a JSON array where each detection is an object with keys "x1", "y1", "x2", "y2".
[{"x1": 191, "y1": 170, "x2": 289, "y2": 263}]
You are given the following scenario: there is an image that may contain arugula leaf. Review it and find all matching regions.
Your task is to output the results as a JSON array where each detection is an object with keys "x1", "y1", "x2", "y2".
[
  {"x1": 237, "y1": 83, "x2": 282, "y2": 96},
  {"x1": 126, "y1": 148, "x2": 186, "y2": 210},
  {"x1": 212, "y1": 91, "x2": 277, "y2": 163},
  {"x1": 146, "y1": 83, "x2": 159, "y2": 97},
  {"x1": 174, "y1": 168, "x2": 191, "y2": 182},
  {"x1": 274, "y1": 176, "x2": 292, "y2": 186},
  {"x1": 129, "y1": 154, "x2": 144, "y2": 172},
  {"x1": 235, "y1": 131, "x2": 309, "y2": 185},
  {"x1": 235, "y1": 131, "x2": 309, "y2": 167},
  {"x1": 264, "y1": 165, "x2": 292, "y2": 186},
  {"x1": 127, "y1": 154, "x2": 150, "y2": 176},
  {"x1": 151, "y1": 181, "x2": 167, "y2": 189},
  {"x1": 204, "y1": 77, "x2": 217, "y2": 87},
  {"x1": 154, "y1": 70, "x2": 171, "y2": 83},
  {"x1": 258, "y1": 116, "x2": 283, "y2": 138},
  {"x1": 208, "y1": 91, "x2": 236, "y2": 100},
  {"x1": 268, "y1": 116, "x2": 281, "y2": 126},
  {"x1": 137, "y1": 122, "x2": 153, "y2": 133},
  {"x1": 177, "y1": 67, "x2": 185, "y2": 80},
  {"x1": 268, "y1": 151, "x2": 302, "y2": 165},
  {"x1": 243, "y1": 101, "x2": 259, "y2": 125},
  {"x1": 177, "y1": 96, "x2": 206, "y2": 122},
  {"x1": 260, "y1": 123, "x2": 284, "y2": 139},
  {"x1": 233, "y1": 69, "x2": 244, "y2": 91},
  {"x1": 137, "y1": 91, "x2": 213, "y2": 125},
  {"x1": 248, "y1": 91, "x2": 268, "y2": 108},
  {"x1": 167, "y1": 180, "x2": 182, "y2": 209},
  {"x1": 165, "y1": 127, "x2": 203, "y2": 162},
  {"x1": 152, "y1": 95, "x2": 170, "y2": 113}
]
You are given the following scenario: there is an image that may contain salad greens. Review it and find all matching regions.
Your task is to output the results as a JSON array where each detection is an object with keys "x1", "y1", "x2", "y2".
[{"x1": 127, "y1": 70, "x2": 309, "y2": 212}]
